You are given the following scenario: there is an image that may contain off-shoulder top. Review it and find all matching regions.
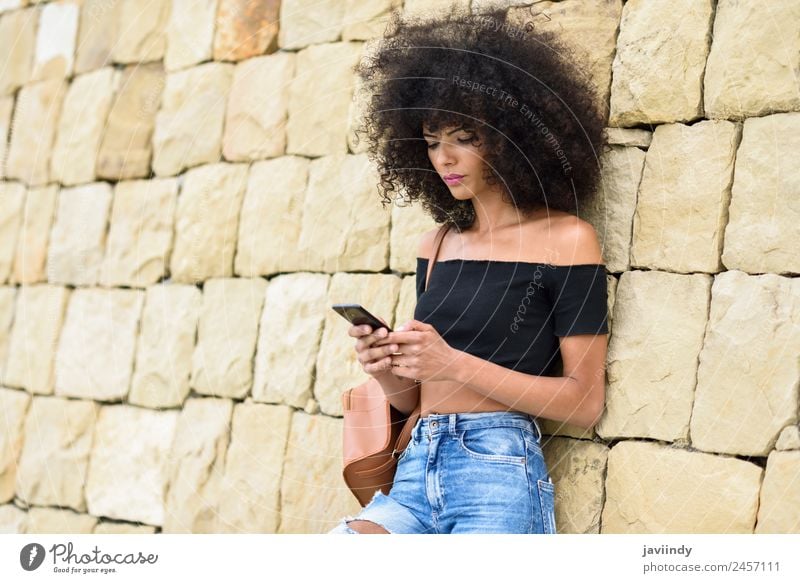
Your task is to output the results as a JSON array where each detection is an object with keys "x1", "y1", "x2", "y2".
[{"x1": 414, "y1": 258, "x2": 608, "y2": 377}]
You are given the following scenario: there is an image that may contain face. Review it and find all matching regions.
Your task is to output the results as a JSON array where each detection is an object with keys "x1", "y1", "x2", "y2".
[{"x1": 422, "y1": 123, "x2": 491, "y2": 199}]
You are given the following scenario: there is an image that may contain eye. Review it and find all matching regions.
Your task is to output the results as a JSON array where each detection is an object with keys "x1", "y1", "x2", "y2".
[{"x1": 428, "y1": 137, "x2": 472, "y2": 150}]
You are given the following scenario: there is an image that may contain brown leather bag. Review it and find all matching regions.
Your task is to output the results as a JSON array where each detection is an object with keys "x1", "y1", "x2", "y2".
[{"x1": 341, "y1": 223, "x2": 451, "y2": 507}]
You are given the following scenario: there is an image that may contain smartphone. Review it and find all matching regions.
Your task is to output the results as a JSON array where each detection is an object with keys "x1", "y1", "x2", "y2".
[{"x1": 331, "y1": 303, "x2": 392, "y2": 332}]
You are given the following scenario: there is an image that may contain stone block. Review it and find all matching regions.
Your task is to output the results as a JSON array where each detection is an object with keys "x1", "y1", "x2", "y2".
[
  {"x1": 583, "y1": 145, "x2": 645, "y2": 274},
  {"x1": 24, "y1": 507, "x2": 98, "y2": 534},
  {"x1": 0, "y1": 182, "x2": 25, "y2": 284},
  {"x1": 4, "y1": 285, "x2": 70, "y2": 394},
  {"x1": 55, "y1": 288, "x2": 144, "y2": 401},
  {"x1": 223, "y1": 51, "x2": 294, "y2": 161},
  {"x1": 286, "y1": 42, "x2": 363, "y2": 157},
  {"x1": 163, "y1": 398, "x2": 233, "y2": 533},
  {"x1": 389, "y1": 202, "x2": 438, "y2": 274},
  {"x1": 280, "y1": 411, "x2": 361, "y2": 533},
  {"x1": 722, "y1": 112, "x2": 800, "y2": 274},
  {"x1": 597, "y1": 271, "x2": 710, "y2": 442},
  {"x1": 704, "y1": 0, "x2": 800, "y2": 120},
  {"x1": 690, "y1": 271, "x2": 800, "y2": 456},
  {"x1": 85, "y1": 405, "x2": 179, "y2": 526},
  {"x1": 9, "y1": 185, "x2": 58, "y2": 285},
  {"x1": 542, "y1": 437, "x2": 608, "y2": 534},
  {"x1": 100, "y1": 178, "x2": 178, "y2": 288},
  {"x1": 342, "y1": 0, "x2": 400, "y2": 41},
  {"x1": 153, "y1": 63, "x2": 234, "y2": 177},
  {"x1": 170, "y1": 162, "x2": 248, "y2": 283},
  {"x1": 96, "y1": 63, "x2": 164, "y2": 180},
  {"x1": 234, "y1": 156, "x2": 310, "y2": 276},
  {"x1": 0, "y1": 7, "x2": 37, "y2": 96},
  {"x1": 16, "y1": 396, "x2": 97, "y2": 511},
  {"x1": 129, "y1": 284, "x2": 202, "y2": 409},
  {"x1": 298, "y1": 153, "x2": 389, "y2": 272},
  {"x1": 601, "y1": 441, "x2": 761, "y2": 533},
  {"x1": 252, "y1": 273, "x2": 329, "y2": 407},
  {"x1": 631, "y1": 121, "x2": 740, "y2": 273},
  {"x1": 213, "y1": 0, "x2": 280, "y2": 61},
  {"x1": 46, "y1": 182, "x2": 112, "y2": 286},
  {"x1": 217, "y1": 402, "x2": 292, "y2": 533},
  {"x1": 51, "y1": 67, "x2": 120, "y2": 186},
  {"x1": 0, "y1": 504, "x2": 27, "y2": 534},
  {"x1": 278, "y1": 0, "x2": 344, "y2": 50},
  {"x1": 776, "y1": 426, "x2": 800, "y2": 451},
  {"x1": 609, "y1": 0, "x2": 713, "y2": 126},
  {"x1": 0, "y1": 387, "x2": 30, "y2": 503},
  {"x1": 191, "y1": 278, "x2": 267, "y2": 399},
  {"x1": 508, "y1": 0, "x2": 622, "y2": 122},
  {"x1": 74, "y1": 0, "x2": 119, "y2": 74},
  {"x1": 112, "y1": 0, "x2": 170, "y2": 64},
  {"x1": 165, "y1": 0, "x2": 217, "y2": 71},
  {"x1": 755, "y1": 450, "x2": 800, "y2": 533},
  {"x1": 603, "y1": 127, "x2": 652, "y2": 148},
  {"x1": 30, "y1": 0, "x2": 79, "y2": 82},
  {"x1": 5, "y1": 78, "x2": 67, "y2": 186}
]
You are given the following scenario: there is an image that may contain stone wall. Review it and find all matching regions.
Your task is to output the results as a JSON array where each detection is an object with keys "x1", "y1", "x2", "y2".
[{"x1": 0, "y1": 0, "x2": 798, "y2": 534}]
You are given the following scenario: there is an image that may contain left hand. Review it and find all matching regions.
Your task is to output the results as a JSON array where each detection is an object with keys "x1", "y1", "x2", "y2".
[{"x1": 384, "y1": 320, "x2": 460, "y2": 383}]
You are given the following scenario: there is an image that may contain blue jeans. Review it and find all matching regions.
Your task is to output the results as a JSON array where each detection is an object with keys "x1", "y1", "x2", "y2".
[{"x1": 328, "y1": 411, "x2": 557, "y2": 534}]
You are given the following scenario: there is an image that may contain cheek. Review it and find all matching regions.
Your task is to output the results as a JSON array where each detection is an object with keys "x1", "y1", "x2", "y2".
[{"x1": 463, "y1": 149, "x2": 485, "y2": 172}]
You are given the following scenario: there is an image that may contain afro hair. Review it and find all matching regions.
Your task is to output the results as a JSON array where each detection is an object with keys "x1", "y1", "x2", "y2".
[{"x1": 352, "y1": 6, "x2": 606, "y2": 230}]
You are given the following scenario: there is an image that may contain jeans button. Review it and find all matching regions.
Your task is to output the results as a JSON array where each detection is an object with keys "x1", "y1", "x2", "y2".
[{"x1": 431, "y1": 421, "x2": 438, "y2": 428}]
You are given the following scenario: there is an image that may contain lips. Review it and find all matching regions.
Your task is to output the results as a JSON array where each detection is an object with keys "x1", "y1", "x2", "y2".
[{"x1": 443, "y1": 173, "x2": 464, "y2": 180}]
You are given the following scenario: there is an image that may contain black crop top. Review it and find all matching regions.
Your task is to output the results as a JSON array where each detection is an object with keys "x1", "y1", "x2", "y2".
[{"x1": 415, "y1": 258, "x2": 608, "y2": 377}]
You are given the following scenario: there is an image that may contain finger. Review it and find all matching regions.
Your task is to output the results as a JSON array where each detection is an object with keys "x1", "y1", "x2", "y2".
[
  {"x1": 365, "y1": 356, "x2": 392, "y2": 374},
  {"x1": 368, "y1": 326, "x2": 389, "y2": 345},
  {"x1": 368, "y1": 341, "x2": 398, "y2": 362},
  {"x1": 356, "y1": 326, "x2": 388, "y2": 350},
  {"x1": 349, "y1": 324, "x2": 372, "y2": 338}
]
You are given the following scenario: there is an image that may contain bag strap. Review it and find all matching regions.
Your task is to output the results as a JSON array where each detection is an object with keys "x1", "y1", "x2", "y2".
[
  {"x1": 392, "y1": 222, "x2": 451, "y2": 458},
  {"x1": 424, "y1": 223, "x2": 451, "y2": 292}
]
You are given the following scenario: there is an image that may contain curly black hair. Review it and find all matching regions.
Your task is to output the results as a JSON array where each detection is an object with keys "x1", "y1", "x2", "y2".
[{"x1": 352, "y1": 7, "x2": 606, "y2": 230}]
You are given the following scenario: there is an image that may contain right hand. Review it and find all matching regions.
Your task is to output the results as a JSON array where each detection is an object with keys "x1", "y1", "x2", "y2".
[{"x1": 350, "y1": 316, "x2": 398, "y2": 377}]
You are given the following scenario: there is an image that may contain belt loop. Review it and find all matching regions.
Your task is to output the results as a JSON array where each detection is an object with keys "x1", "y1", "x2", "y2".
[
  {"x1": 531, "y1": 416, "x2": 542, "y2": 441},
  {"x1": 449, "y1": 413, "x2": 458, "y2": 436}
]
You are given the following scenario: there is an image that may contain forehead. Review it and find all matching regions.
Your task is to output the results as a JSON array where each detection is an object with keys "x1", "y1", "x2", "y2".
[{"x1": 422, "y1": 123, "x2": 472, "y2": 137}]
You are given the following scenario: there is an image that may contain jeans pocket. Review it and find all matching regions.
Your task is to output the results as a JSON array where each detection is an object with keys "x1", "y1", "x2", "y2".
[
  {"x1": 457, "y1": 426, "x2": 527, "y2": 464},
  {"x1": 536, "y1": 479, "x2": 557, "y2": 534}
]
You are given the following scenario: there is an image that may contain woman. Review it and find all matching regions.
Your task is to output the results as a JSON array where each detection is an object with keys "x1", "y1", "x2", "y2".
[{"x1": 329, "y1": 7, "x2": 608, "y2": 534}]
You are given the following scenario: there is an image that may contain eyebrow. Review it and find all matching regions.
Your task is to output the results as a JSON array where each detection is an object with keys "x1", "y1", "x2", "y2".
[{"x1": 422, "y1": 126, "x2": 469, "y2": 138}]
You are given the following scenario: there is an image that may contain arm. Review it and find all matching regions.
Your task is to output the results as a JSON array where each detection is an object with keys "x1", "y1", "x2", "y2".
[
  {"x1": 373, "y1": 228, "x2": 439, "y2": 415},
  {"x1": 449, "y1": 219, "x2": 608, "y2": 429},
  {"x1": 373, "y1": 371, "x2": 419, "y2": 415}
]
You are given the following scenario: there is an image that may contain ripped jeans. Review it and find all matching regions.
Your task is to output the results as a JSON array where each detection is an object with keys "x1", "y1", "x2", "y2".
[{"x1": 328, "y1": 411, "x2": 556, "y2": 534}]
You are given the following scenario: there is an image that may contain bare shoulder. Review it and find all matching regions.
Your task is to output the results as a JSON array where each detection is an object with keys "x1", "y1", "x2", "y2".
[
  {"x1": 417, "y1": 227, "x2": 442, "y2": 261},
  {"x1": 547, "y1": 214, "x2": 603, "y2": 265}
]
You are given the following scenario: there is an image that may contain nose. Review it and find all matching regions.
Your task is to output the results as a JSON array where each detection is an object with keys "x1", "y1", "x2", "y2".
[{"x1": 432, "y1": 142, "x2": 456, "y2": 168}]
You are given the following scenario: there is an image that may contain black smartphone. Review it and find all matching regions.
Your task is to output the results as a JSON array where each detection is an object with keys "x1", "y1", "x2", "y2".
[{"x1": 331, "y1": 303, "x2": 392, "y2": 332}]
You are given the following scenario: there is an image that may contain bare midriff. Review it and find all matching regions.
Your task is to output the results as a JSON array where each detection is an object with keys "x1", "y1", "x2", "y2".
[{"x1": 418, "y1": 379, "x2": 514, "y2": 418}]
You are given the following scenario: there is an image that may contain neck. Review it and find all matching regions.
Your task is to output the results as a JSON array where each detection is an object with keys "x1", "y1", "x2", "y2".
[{"x1": 469, "y1": 201, "x2": 546, "y2": 236}]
